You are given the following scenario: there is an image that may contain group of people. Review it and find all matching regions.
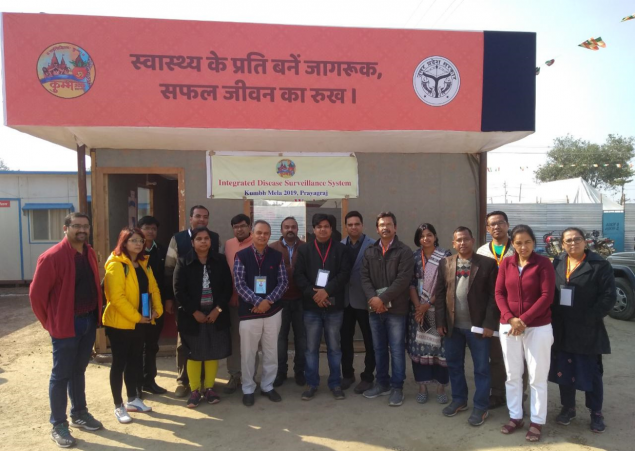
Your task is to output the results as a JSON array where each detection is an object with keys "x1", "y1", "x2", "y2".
[{"x1": 29, "y1": 207, "x2": 616, "y2": 448}]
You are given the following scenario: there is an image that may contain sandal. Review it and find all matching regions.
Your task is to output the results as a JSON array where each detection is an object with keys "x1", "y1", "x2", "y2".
[
  {"x1": 525, "y1": 423, "x2": 542, "y2": 442},
  {"x1": 501, "y1": 418, "x2": 524, "y2": 434}
]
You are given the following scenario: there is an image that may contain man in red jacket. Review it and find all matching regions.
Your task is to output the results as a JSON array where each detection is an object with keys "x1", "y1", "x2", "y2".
[{"x1": 30, "y1": 213, "x2": 103, "y2": 448}]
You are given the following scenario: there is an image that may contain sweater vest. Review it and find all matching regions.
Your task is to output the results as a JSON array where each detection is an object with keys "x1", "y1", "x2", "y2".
[{"x1": 235, "y1": 246, "x2": 283, "y2": 320}]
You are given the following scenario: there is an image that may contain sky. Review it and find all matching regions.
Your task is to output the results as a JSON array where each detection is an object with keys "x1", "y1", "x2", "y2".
[{"x1": 1, "y1": 0, "x2": 634, "y2": 201}]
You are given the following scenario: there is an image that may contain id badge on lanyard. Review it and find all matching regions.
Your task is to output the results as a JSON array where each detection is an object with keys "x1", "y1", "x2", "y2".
[
  {"x1": 316, "y1": 269, "x2": 330, "y2": 288},
  {"x1": 254, "y1": 276, "x2": 267, "y2": 294},
  {"x1": 560, "y1": 285, "x2": 574, "y2": 307}
]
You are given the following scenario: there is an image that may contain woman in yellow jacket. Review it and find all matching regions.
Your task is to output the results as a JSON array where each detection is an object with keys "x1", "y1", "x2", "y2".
[{"x1": 103, "y1": 227, "x2": 163, "y2": 424}]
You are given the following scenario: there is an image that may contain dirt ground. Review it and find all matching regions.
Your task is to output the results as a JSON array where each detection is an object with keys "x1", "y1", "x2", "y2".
[{"x1": 1, "y1": 287, "x2": 633, "y2": 451}]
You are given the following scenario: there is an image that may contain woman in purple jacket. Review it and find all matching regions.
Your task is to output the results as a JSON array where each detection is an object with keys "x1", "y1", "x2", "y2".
[{"x1": 495, "y1": 225, "x2": 555, "y2": 442}]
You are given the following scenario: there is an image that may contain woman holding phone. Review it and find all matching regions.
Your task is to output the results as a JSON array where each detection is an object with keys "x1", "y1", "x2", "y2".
[{"x1": 103, "y1": 227, "x2": 163, "y2": 424}]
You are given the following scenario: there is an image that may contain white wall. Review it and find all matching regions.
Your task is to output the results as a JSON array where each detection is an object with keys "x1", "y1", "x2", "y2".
[{"x1": 0, "y1": 173, "x2": 92, "y2": 281}]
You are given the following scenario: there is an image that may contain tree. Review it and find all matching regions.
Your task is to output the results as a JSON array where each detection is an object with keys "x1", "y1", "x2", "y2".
[
  {"x1": 0, "y1": 158, "x2": 9, "y2": 170},
  {"x1": 535, "y1": 134, "x2": 635, "y2": 192}
]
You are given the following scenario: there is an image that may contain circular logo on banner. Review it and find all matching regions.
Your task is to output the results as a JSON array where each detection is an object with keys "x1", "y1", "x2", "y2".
[
  {"x1": 36, "y1": 43, "x2": 96, "y2": 99},
  {"x1": 276, "y1": 159, "x2": 296, "y2": 178},
  {"x1": 413, "y1": 56, "x2": 460, "y2": 107}
]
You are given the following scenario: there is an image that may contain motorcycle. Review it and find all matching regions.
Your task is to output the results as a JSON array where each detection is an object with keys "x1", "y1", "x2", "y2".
[
  {"x1": 543, "y1": 231, "x2": 562, "y2": 258},
  {"x1": 595, "y1": 236, "x2": 615, "y2": 258},
  {"x1": 586, "y1": 230, "x2": 615, "y2": 258}
]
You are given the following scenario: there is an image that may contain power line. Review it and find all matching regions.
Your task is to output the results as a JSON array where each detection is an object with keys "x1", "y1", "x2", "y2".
[
  {"x1": 433, "y1": 0, "x2": 463, "y2": 27},
  {"x1": 413, "y1": 0, "x2": 439, "y2": 27},
  {"x1": 404, "y1": 0, "x2": 427, "y2": 26},
  {"x1": 438, "y1": 0, "x2": 465, "y2": 26}
]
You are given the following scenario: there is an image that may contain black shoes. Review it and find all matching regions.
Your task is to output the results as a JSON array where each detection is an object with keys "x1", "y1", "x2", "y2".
[
  {"x1": 488, "y1": 395, "x2": 506, "y2": 409},
  {"x1": 143, "y1": 380, "x2": 167, "y2": 395},
  {"x1": 295, "y1": 372, "x2": 306, "y2": 386},
  {"x1": 261, "y1": 389, "x2": 282, "y2": 402},
  {"x1": 243, "y1": 393, "x2": 255, "y2": 407},
  {"x1": 273, "y1": 373, "x2": 287, "y2": 388},
  {"x1": 341, "y1": 376, "x2": 356, "y2": 390}
]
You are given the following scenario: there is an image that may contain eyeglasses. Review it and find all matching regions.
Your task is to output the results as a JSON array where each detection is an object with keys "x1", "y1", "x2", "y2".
[
  {"x1": 314, "y1": 225, "x2": 331, "y2": 231},
  {"x1": 140, "y1": 226, "x2": 157, "y2": 232},
  {"x1": 563, "y1": 237, "x2": 584, "y2": 245},
  {"x1": 232, "y1": 224, "x2": 249, "y2": 230},
  {"x1": 128, "y1": 239, "x2": 144, "y2": 244},
  {"x1": 487, "y1": 221, "x2": 507, "y2": 228},
  {"x1": 454, "y1": 238, "x2": 472, "y2": 244},
  {"x1": 68, "y1": 224, "x2": 91, "y2": 230}
]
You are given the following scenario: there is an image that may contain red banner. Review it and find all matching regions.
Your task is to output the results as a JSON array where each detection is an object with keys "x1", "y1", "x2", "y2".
[{"x1": 2, "y1": 13, "x2": 483, "y2": 132}]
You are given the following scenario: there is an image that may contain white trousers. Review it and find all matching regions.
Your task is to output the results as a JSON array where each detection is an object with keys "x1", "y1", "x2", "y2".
[
  {"x1": 499, "y1": 323, "x2": 553, "y2": 424},
  {"x1": 239, "y1": 311, "x2": 282, "y2": 394}
]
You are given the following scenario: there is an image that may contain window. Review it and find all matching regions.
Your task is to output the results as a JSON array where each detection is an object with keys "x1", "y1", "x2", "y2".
[{"x1": 30, "y1": 209, "x2": 69, "y2": 242}]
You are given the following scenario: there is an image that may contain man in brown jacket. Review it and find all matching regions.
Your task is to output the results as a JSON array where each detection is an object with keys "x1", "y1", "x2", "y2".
[
  {"x1": 269, "y1": 216, "x2": 306, "y2": 387},
  {"x1": 435, "y1": 226, "x2": 499, "y2": 427}
]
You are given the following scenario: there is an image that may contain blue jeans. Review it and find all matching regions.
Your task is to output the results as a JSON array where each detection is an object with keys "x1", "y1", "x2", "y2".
[
  {"x1": 369, "y1": 312, "x2": 406, "y2": 389},
  {"x1": 444, "y1": 327, "x2": 491, "y2": 411},
  {"x1": 49, "y1": 314, "x2": 97, "y2": 425},
  {"x1": 304, "y1": 309, "x2": 343, "y2": 389}
]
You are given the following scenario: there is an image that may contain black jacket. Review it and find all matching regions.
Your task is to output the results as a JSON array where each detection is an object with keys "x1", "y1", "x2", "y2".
[
  {"x1": 294, "y1": 239, "x2": 352, "y2": 311},
  {"x1": 146, "y1": 242, "x2": 168, "y2": 304},
  {"x1": 552, "y1": 250, "x2": 616, "y2": 355},
  {"x1": 174, "y1": 250, "x2": 232, "y2": 336},
  {"x1": 360, "y1": 236, "x2": 415, "y2": 316}
]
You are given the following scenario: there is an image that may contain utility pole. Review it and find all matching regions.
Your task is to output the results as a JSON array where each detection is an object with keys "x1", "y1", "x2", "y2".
[
  {"x1": 518, "y1": 183, "x2": 522, "y2": 202},
  {"x1": 503, "y1": 181, "x2": 508, "y2": 204}
]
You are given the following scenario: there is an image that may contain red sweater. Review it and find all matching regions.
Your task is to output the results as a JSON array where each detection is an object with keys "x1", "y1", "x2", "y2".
[
  {"x1": 495, "y1": 252, "x2": 555, "y2": 327},
  {"x1": 30, "y1": 238, "x2": 103, "y2": 339}
]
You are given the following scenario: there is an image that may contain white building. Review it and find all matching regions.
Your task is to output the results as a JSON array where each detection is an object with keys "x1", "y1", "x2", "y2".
[{"x1": 0, "y1": 171, "x2": 92, "y2": 282}]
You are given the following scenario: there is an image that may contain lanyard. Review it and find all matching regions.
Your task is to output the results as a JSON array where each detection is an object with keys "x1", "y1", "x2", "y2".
[
  {"x1": 490, "y1": 241, "x2": 509, "y2": 267},
  {"x1": 566, "y1": 254, "x2": 586, "y2": 283},
  {"x1": 381, "y1": 240, "x2": 391, "y2": 256},
  {"x1": 420, "y1": 250, "x2": 428, "y2": 274},
  {"x1": 314, "y1": 239, "x2": 332, "y2": 268},
  {"x1": 253, "y1": 246, "x2": 267, "y2": 274}
]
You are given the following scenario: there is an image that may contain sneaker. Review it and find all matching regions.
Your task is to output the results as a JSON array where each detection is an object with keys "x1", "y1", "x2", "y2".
[
  {"x1": 204, "y1": 388, "x2": 220, "y2": 404},
  {"x1": 362, "y1": 383, "x2": 391, "y2": 399},
  {"x1": 174, "y1": 384, "x2": 190, "y2": 398},
  {"x1": 556, "y1": 407, "x2": 576, "y2": 425},
  {"x1": 51, "y1": 422, "x2": 77, "y2": 448},
  {"x1": 353, "y1": 380, "x2": 373, "y2": 394},
  {"x1": 590, "y1": 411, "x2": 606, "y2": 433},
  {"x1": 442, "y1": 400, "x2": 469, "y2": 417},
  {"x1": 301, "y1": 386, "x2": 318, "y2": 401},
  {"x1": 114, "y1": 405, "x2": 132, "y2": 424},
  {"x1": 273, "y1": 373, "x2": 287, "y2": 388},
  {"x1": 468, "y1": 408, "x2": 489, "y2": 426},
  {"x1": 70, "y1": 411, "x2": 103, "y2": 431},
  {"x1": 223, "y1": 375, "x2": 241, "y2": 394},
  {"x1": 341, "y1": 376, "x2": 356, "y2": 390},
  {"x1": 125, "y1": 397, "x2": 152, "y2": 413},
  {"x1": 187, "y1": 389, "x2": 202, "y2": 408},
  {"x1": 331, "y1": 386, "x2": 346, "y2": 400},
  {"x1": 389, "y1": 388, "x2": 404, "y2": 407}
]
